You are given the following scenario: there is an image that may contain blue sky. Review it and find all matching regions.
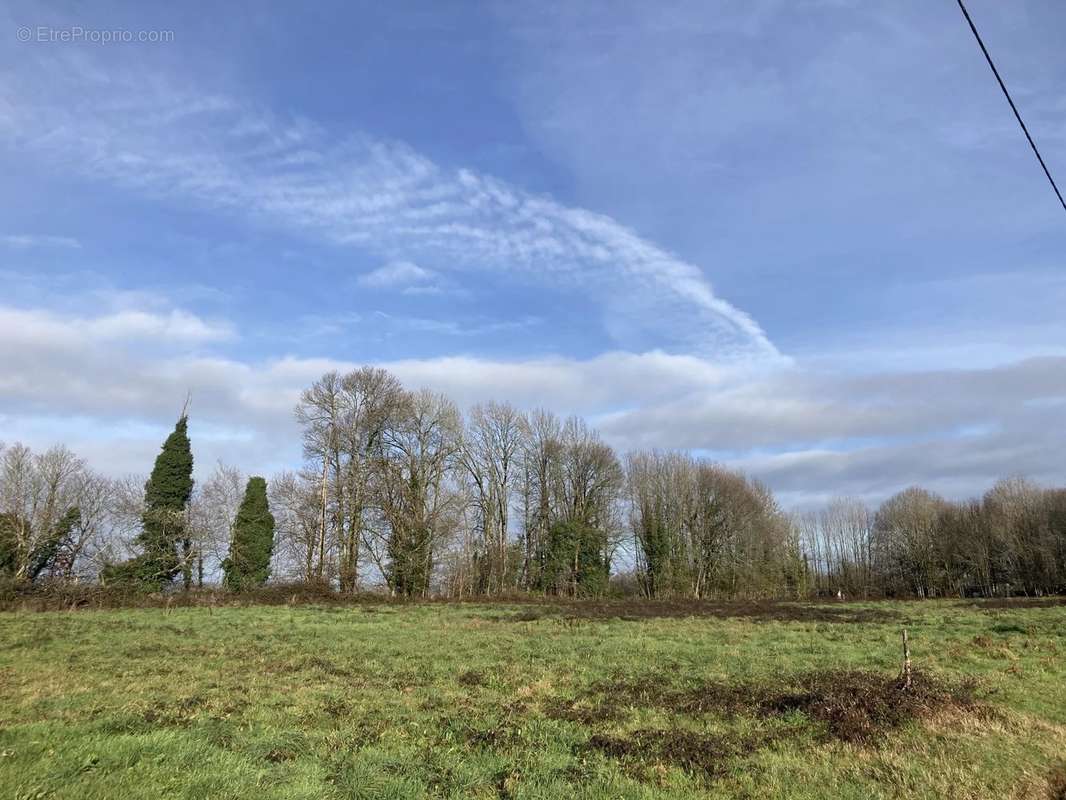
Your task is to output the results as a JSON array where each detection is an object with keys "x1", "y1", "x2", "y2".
[{"x1": 1, "y1": 0, "x2": 1065, "y2": 507}]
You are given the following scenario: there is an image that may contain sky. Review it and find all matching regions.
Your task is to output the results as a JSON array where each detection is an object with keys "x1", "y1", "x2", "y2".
[{"x1": 1, "y1": 0, "x2": 1065, "y2": 509}]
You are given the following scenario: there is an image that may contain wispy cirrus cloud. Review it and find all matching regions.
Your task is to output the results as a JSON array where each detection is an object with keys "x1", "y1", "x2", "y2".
[
  {"x1": 357, "y1": 260, "x2": 438, "y2": 289},
  {"x1": 287, "y1": 309, "x2": 539, "y2": 342},
  {"x1": 354, "y1": 260, "x2": 465, "y2": 296},
  {"x1": 0, "y1": 58, "x2": 778, "y2": 361},
  {"x1": 2, "y1": 234, "x2": 81, "y2": 249}
]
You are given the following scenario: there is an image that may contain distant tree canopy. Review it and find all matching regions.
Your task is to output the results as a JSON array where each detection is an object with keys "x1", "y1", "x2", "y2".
[
  {"x1": 0, "y1": 442, "x2": 97, "y2": 584},
  {"x1": 101, "y1": 415, "x2": 193, "y2": 591},
  {"x1": 0, "y1": 509, "x2": 79, "y2": 583},
  {"x1": 627, "y1": 452, "x2": 807, "y2": 599},
  {"x1": 222, "y1": 477, "x2": 275, "y2": 592},
  {"x1": 801, "y1": 479, "x2": 1066, "y2": 599},
  {"x1": 25, "y1": 506, "x2": 81, "y2": 583},
  {"x1": 0, "y1": 509, "x2": 85, "y2": 584},
  {"x1": 4, "y1": 367, "x2": 1066, "y2": 599}
]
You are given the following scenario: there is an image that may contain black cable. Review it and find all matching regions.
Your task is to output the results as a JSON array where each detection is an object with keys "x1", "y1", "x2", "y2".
[{"x1": 955, "y1": 0, "x2": 1066, "y2": 214}]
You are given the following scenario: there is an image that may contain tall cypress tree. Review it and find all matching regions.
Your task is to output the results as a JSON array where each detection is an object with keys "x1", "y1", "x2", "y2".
[
  {"x1": 222, "y1": 477, "x2": 275, "y2": 592},
  {"x1": 102, "y1": 415, "x2": 193, "y2": 590}
]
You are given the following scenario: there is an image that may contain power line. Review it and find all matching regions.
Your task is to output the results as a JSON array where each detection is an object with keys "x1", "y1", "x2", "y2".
[{"x1": 955, "y1": 0, "x2": 1066, "y2": 215}]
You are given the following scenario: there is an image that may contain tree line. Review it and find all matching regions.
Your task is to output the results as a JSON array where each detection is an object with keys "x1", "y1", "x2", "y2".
[
  {"x1": 0, "y1": 416, "x2": 274, "y2": 594},
  {"x1": 2, "y1": 366, "x2": 1064, "y2": 598},
  {"x1": 799, "y1": 484, "x2": 1066, "y2": 598}
]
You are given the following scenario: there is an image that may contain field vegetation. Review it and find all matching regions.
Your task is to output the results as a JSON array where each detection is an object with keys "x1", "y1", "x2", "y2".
[{"x1": 2, "y1": 597, "x2": 1064, "y2": 799}]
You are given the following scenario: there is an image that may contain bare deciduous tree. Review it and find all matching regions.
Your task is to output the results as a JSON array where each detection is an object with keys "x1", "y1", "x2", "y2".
[
  {"x1": 0, "y1": 443, "x2": 105, "y2": 583},
  {"x1": 371, "y1": 389, "x2": 463, "y2": 597},
  {"x1": 517, "y1": 409, "x2": 562, "y2": 590},
  {"x1": 186, "y1": 462, "x2": 244, "y2": 587},
  {"x1": 458, "y1": 401, "x2": 525, "y2": 593},
  {"x1": 295, "y1": 367, "x2": 406, "y2": 591},
  {"x1": 269, "y1": 469, "x2": 325, "y2": 582}
]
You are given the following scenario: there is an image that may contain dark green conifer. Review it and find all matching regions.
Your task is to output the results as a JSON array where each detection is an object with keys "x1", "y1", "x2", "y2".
[
  {"x1": 222, "y1": 477, "x2": 275, "y2": 592},
  {"x1": 102, "y1": 415, "x2": 193, "y2": 590}
]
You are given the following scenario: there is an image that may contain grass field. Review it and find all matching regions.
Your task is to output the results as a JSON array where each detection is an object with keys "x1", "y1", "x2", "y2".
[{"x1": 1, "y1": 598, "x2": 1064, "y2": 799}]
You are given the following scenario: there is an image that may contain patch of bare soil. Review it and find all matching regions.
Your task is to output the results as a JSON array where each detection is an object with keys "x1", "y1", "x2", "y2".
[
  {"x1": 586, "y1": 728, "x2": 770, "y2": 779},
  {"x1": 570, "y1": 600, "x2": 902, "y2": 623},
  {"x1": 264, "y1": 747, "x2": 295, "y2": 763},
  {"x1": 458, "y1": 721, "x2": 524, "y2": 749},
  {"x1": 495, "y1": 600, "x2": 902, "y2": 624},
  {"x1": 572, "y1": 669, "x2": 984, "y2": 783},
  {"x1": 581, "y1": 668, "x2": 981, "y2": 744},
  {"x1": 457, "y1": 669, "x2": 486, "y2": 687},
  {"x1": 0, "y1": 581, "x2": 379, "y2": 611},
  {"x1": 1048, "y1": 764, "x2": 1066, "y2": 800},
  {"x1": 961, "y1": 597, "x2": 1066, "y2": 610},
  {"x1": 543, "y1": 696, "x2": 623, "y2": 725},
  {"x1": 756, "y1": 669, "x2": 980, "y2": 743}
]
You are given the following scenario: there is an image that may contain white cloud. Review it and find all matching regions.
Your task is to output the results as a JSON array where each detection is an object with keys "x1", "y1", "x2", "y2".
[
  {"x1": 0, "y1": 303, "x2": 727, "y2": 426},
  {"x1": 86, "y1": 309, "x2": 235, "y2": 343},
  {"x1": 371, "y1": 312, "x2": 540, "y2": 339},
  {"x1": 2, "y1": 234, "x2": 81, "y2": 249},
  {"x1": 2, "y1": 299, "x2": 1064, "y2": 506},
  {"x1": 0, "y1": 306, "x2": 233, "y2": 349},
  {"x1": 357, "y1": 260, "x2": 437, "y2": 289},
  {"x1": 0, "y1": 62, "x2": 778, "y2": 361}
]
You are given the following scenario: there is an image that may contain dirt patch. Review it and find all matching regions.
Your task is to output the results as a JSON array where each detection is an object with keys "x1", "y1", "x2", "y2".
[
  {"x1": 511, "y1": 609, "x2": 546, "y2": 622},
  {"x1": 757, "y1": 669, "x2": 979, "y2": 743},
  {"x1": 586, "y1": 728, "x2": 766, "y2": 779},
  {"x1": 961, "y1": 597, "x2": 1066, "y2": 610},
  {"x1": 1048, "y1": 764, "x2": 1066, "y2": 800},
  {"x1": 543, "y1": 696, "x2": 623, "y2": 725},
  {"x1": 321, "y1": 697, "x2": 350, "y2": 718},
  {"x1": 482, "y1": 600, "x2": 902, "y2": 624},
  {"x1": 580, "y1": 668, "x2": 980, "y2": 744},
  {"x1": 302, "y1": 655, "x2": 353, "y2": 677},
  {"x1": 0, "y1": 580, "x2": 377, "y2": 611},
  {"x1": 459, "y1": 721, "x2": 523, "y2": 750},
  {"x1": 265, "y1": 747, "x2": 295, "y2": 763},
  {"x1": 457, "y1": 669, "x2": 486, "y2": 687},
  {"x1": 573, "y1": 669, "x2": 983, "y2": 783},
  {"x1": 558, "y1": 600, "x2": 901, "y2": 624}
]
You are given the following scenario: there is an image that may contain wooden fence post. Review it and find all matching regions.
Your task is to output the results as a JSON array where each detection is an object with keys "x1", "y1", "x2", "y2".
[{"x1": 901, "y1": 629, "x2": 912, "y2": 689}]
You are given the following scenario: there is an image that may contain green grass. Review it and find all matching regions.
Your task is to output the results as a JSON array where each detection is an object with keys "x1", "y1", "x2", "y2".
[{"x1": 1, "y1": 599, "x2": 1064, "y2": 799}]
